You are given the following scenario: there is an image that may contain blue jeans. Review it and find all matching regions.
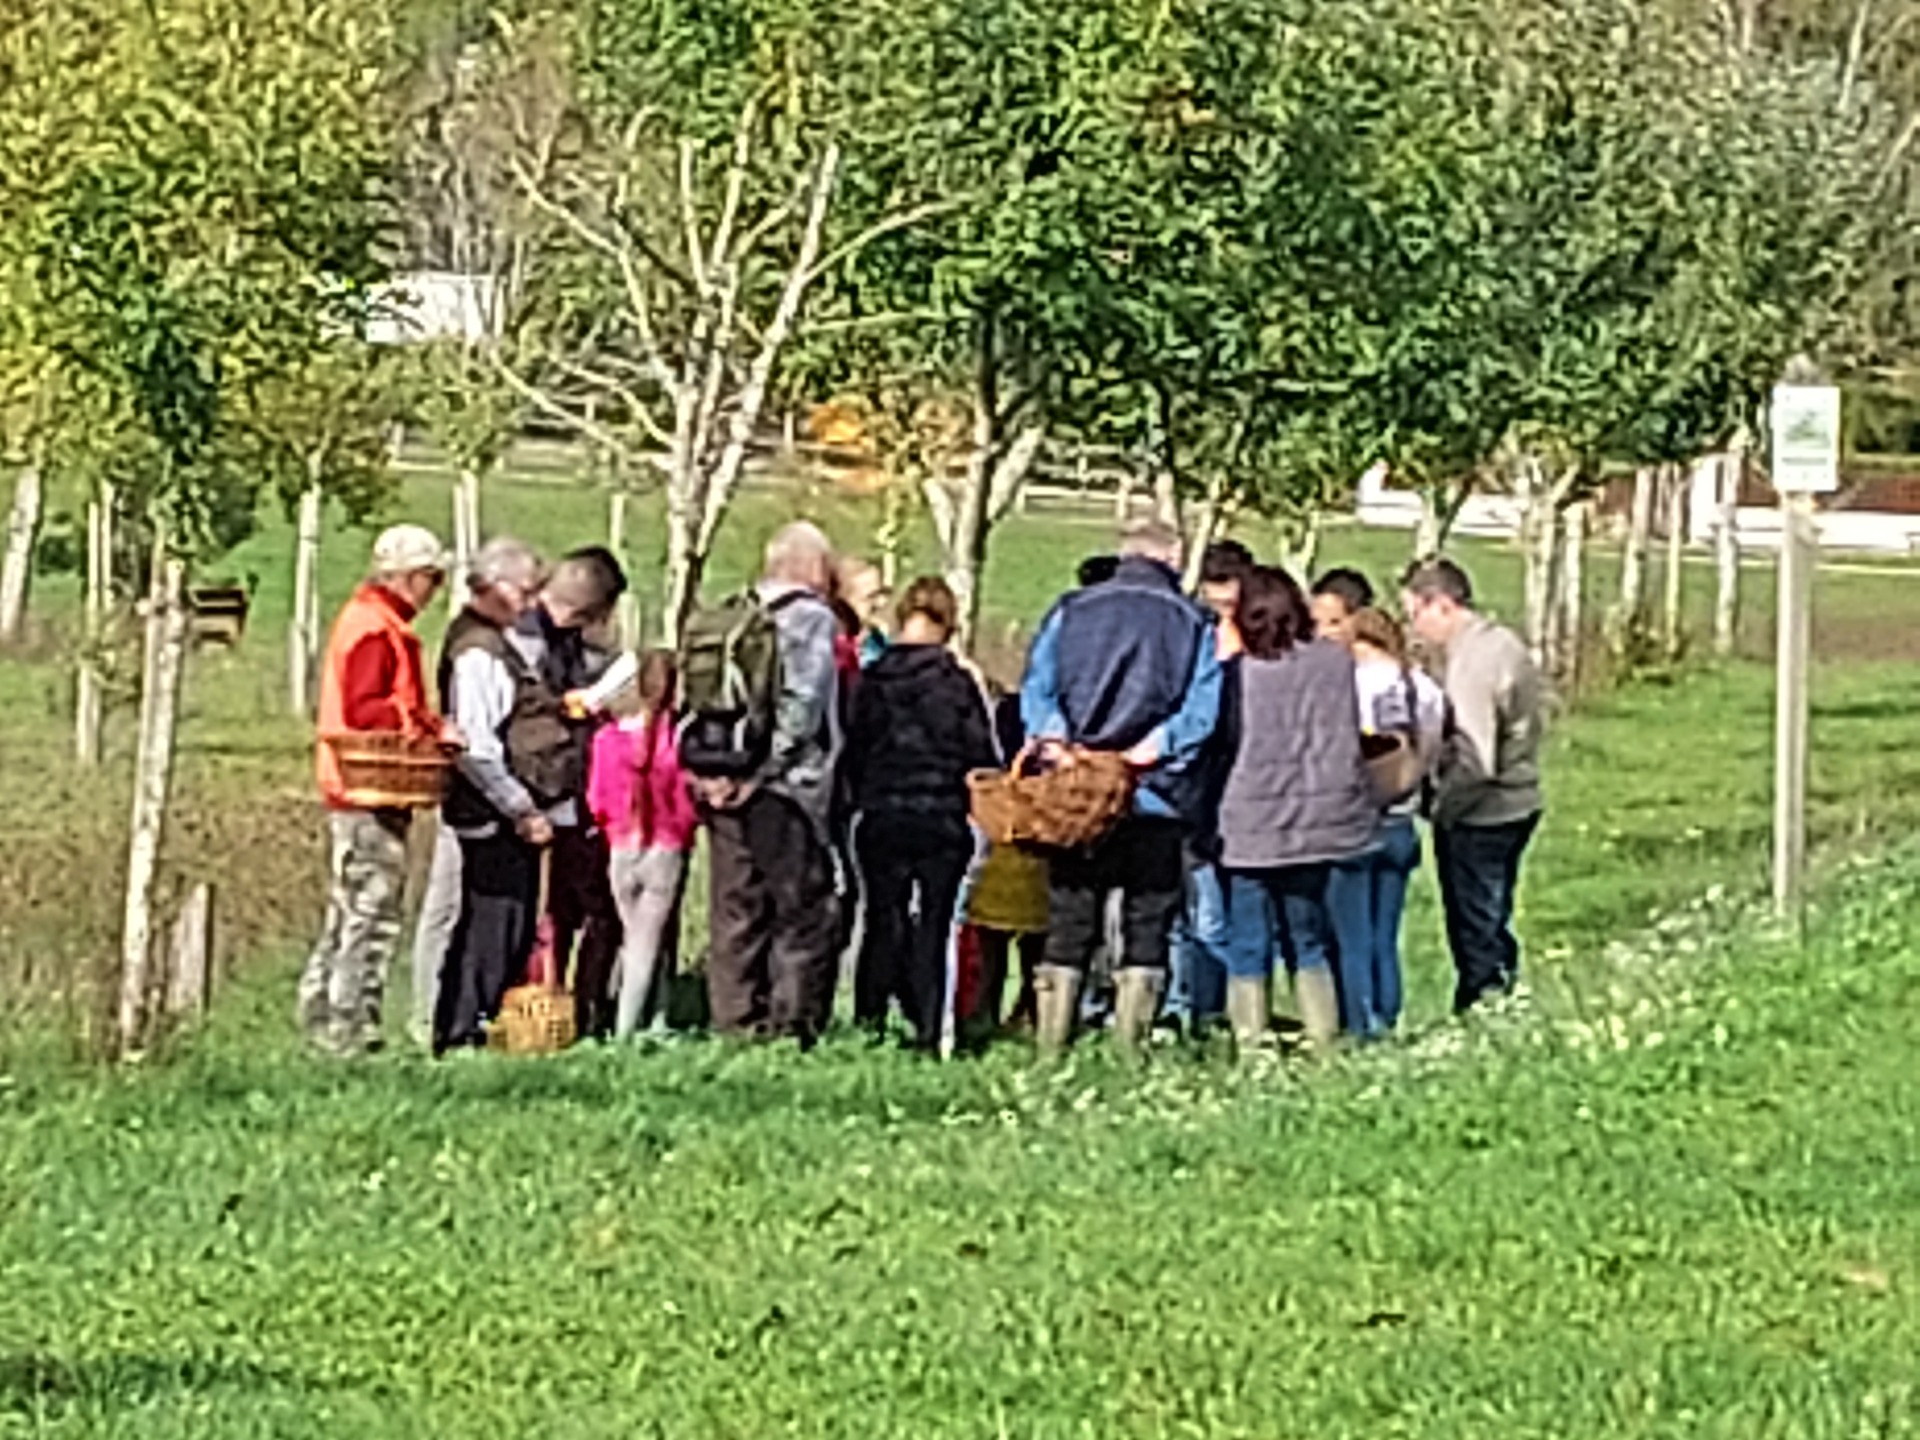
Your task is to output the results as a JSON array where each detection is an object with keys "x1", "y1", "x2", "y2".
[
  {"x1": 1167, "y1": 861, "x2": 1230, "y2": 1026},
  {"x1": 1223, "y1": 864, "x2": 1365, "y2": 1005},
  {"x1": 1347, "y1": 817, "x2": 1421, "y2": 1037},
  {"x1": 1436, "y1": 813, "x2": 1539, "y2": 1012}
]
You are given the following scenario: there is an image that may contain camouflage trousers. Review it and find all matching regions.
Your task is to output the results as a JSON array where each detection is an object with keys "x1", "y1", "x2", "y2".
[{"x1": 298, "y1": 808, "x2": 410, "y2": 1055}]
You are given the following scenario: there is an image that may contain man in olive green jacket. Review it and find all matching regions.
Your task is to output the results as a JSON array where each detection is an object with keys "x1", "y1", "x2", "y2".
[{"x1": 1401, "y1": 558, "x2": 1543, "y2": 1012}]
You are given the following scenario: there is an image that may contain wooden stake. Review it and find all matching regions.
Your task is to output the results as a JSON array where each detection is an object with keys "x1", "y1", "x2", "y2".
[
  {"x1": 1662, "y1": 463, "x2": 1686, "y2": 657},
  {"x1": 608, "y1": 488, "x2": 640, "y2": 646},
  {"x1": 289, "y1": 480, "x2": 322, "y2": 715},
  {"x1": 1714, "y1": 450, "x2": 1742, "y2": 658},
  {"x1": 1618, "y1": 465, "x2": 1654, "y2": 638},
  {"x1": 0, "y1": 461, "x2": 42, "y2": 642},
  {"x1": 449, "y1": 468, "x2": 480, "y2": 616},
  {"x1": 76, "y1": 492, "x2": 107, "y2": 766},
  {"x1": 164, "y1": 882, "x2": 213, "y2": 1018},
  {"x1": 1772, "y1": 491, "x2": 1814, "y2": 918},
  {"x1": 1559, "y1": 500, "x2": 1587, "y2": 693}
]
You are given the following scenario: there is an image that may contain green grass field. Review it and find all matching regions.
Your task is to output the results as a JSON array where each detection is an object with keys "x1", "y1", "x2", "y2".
[{"x1": 2, "y1": 469, "x2": 1918, "y2": 1436}]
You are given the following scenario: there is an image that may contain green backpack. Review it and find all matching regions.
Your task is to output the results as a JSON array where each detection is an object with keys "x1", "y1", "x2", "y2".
[{"x1": 676, "y1": 589, "x2": 801, "y2": 778}]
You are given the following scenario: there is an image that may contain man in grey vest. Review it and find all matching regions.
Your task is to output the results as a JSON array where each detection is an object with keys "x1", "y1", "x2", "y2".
[{"x1": 432, "y1": 538, "x2": 549, "y2": 1052}]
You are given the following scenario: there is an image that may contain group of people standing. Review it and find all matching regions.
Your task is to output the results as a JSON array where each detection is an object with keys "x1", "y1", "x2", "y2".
[{"x1": 297, "y1": 511, "x2": 1543, "y2": 1063}]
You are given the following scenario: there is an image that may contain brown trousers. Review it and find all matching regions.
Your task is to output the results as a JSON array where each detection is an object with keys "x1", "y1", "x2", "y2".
[{"x1": 706, "y1": 789, "x2": 840, "y2": 1045}]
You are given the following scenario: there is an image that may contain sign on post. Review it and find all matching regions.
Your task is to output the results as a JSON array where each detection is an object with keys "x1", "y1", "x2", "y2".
[
  {"x1": 1769, "y1": 382, "x2": 1840, "y2": 919},
  {"x1": 1770, "y1": 385, "x2": 1842, "y2": 494}
]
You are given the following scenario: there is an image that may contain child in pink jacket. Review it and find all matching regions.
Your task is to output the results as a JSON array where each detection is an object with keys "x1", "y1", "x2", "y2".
[{"x1": 588, "y1": 650, "x2": 700, "y2": 1040}]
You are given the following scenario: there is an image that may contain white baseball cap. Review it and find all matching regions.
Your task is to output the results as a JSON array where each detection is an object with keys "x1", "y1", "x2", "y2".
[{"x1": 372, "y1": 524, "x2": 451, "y2": 576}]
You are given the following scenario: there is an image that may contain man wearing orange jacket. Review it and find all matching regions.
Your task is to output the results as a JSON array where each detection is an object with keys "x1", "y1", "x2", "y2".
[{"x1": 299, "y1": 525, "x2": 453, "y2": 1056}]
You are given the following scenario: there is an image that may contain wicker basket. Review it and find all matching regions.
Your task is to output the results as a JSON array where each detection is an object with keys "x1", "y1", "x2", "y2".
[
  {"x1": 967, "y1": 767, "x2": 1033, "y2": 847},
  {"x1": 324, "y1": 731, "x2": 451, "y2": 809},
  {"x1": 968, "y1": 748, "x2": 1134, "y2": 851},
  {"x1": 488, "y1": 983, "x2": 577, "y2": 1055}
]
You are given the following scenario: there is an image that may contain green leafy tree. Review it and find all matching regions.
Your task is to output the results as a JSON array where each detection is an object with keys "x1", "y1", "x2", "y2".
[{"x1": 6, "y1": 0, "x2": 396, "y2": 1052}]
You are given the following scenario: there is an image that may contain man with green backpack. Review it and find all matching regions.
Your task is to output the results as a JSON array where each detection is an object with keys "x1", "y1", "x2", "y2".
[{"x1": 679, "y1": 522, "x2": 843, "y2": 1045}]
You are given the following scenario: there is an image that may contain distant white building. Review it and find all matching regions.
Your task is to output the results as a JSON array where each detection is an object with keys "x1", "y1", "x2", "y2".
[{"x1": 366, "y1": 270, "x2": 501, "y2": 345}]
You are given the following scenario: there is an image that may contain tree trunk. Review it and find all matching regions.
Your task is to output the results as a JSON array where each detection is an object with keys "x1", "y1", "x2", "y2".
[
  {"x1": 1179, "y1": 483, "x2": 1228, "y2": 591},
  {"x1": 937, "y1": 423, "x2": 1044, "y2": 654},
  {"x1": 1556, "y1": 500, "x2": 1588, "y2": 693},
  {"x1": 1150, "y1": 468, "x2": 1180, "y2": 531},
  {"x1": 0, "y1": 463, "x2": 42, "y2": 642},
  {"x1": 1662, "y1": 463, "x2": 1686, "y2": 658},
  {"x1": 662, "y1": 467, "x2": 702, "y2": 647},
  {"x1": 1617, "y1": 465, "x2": 1655, "y2": 640},
  {"x1": 119, "y1": 540, "x2": 188, "y2": 1057},
  {"x1": 1522, "y1": 485, "x2": 1560, "y2": 673},
  {"x1": 163, "y1": 881, "x2": 213, "y2": 1020},
  {"x1": 1275, "y1": 509, "x2": 1322, "y2": 581},
  {"x1": 76, "y1": 490, "x2": 110, "y2": 767},
  {"x1": 449, "y1": 468, "x2": 481, "y2": 617},
  {"x1": 289, "y1": 479, "x2": 322, "y2": 716},
  {"x1": 608, "y1": 489, "x2": 640, "y2": 646},
  {"x1": 1714, "y1": 452, "x2": 1741, "y2": 658}
]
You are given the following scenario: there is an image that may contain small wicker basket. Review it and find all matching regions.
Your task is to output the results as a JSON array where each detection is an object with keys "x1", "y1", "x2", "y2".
[
  {"x1": 967, "y1": 768, "x2": 1030, "y2": 847},
  {"x1": 488, "y1": 983, "x2": 577, "y2": 1055},
  {"x1": 324, "y1": 731, "x2": 451, "y2": 810}
]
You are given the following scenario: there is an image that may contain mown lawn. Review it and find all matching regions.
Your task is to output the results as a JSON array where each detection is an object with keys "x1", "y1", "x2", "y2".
[{"x1": 1, "y1": 837, "x2": 1916, "y2": 1437}]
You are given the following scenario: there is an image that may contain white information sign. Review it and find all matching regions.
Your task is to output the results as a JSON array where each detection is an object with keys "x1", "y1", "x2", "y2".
[{"x1": 1770, "y1": 384, "x2": 1841, "y2": 494}]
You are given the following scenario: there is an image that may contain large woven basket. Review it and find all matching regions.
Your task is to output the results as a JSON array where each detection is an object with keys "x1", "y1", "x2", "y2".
[
  {"x1": 324, "y1": 731, "x2": 451, "y2": 809},
  {"x1": 968, "y1": 748, "x2": 1134, "y2": 851},
  {"x1": 488, "y1": 983, "x2": 577, "y2": 1055}
]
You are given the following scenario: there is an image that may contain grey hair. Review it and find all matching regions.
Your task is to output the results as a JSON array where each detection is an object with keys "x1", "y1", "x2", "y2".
[
  {"x1": 1119, "y1": 517, "x2": 1182, "y2": 566},
  {"x1": 468, "y1": 536, "x2": 543, "y2": 593},
  {"x1": 764, "y1": 521, "x2": 835, "y2": 582}
]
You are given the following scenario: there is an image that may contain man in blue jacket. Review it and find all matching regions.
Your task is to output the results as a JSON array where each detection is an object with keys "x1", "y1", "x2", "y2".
[{"x1": 1021, "y1": 519, "x2": 1223, "y2": 1057}]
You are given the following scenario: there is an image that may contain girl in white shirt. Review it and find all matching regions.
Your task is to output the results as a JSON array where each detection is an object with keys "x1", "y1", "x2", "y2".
[{"x1": 1346, "y1": 607, "x2": 1446, "y2": 1035}]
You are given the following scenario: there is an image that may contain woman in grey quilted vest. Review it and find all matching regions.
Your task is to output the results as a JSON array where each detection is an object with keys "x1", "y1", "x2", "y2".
[{"x1": 1216, "y1": 566, "x2": 1379, "y2": 1052}]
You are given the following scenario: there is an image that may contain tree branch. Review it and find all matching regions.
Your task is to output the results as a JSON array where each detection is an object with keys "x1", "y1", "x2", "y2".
[
  {"x1": 985, "y1": 423, "x2": 1045, "y2": 523},
  {"x1": 487, "y1": 352, "x2": 665, "y2": 473},
  {"x1": 1839, "y1": 0, "x2": 1873, "y2": 111},
  {"x1": 678, "y1": 139, "x2": 710, "y2": 296},
  {"x1": 804, "y1": 198, "x2": 959, "y2": 285},
  {"x1": 549, "y1": 355, "x2": 674, "y2": 448},
  {"x1": 697, "y1": 141, "x2": 843, "y2": 555}
]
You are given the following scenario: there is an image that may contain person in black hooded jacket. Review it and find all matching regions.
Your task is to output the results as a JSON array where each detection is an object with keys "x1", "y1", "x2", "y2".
[{"x1": 846, "y1": 576, "x2": 998, "y2": 1048}]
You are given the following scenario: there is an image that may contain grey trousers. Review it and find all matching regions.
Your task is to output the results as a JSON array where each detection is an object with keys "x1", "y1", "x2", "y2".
[
  {"x1": 609, "y1": 846, "x2": 688, "y2": 1039},
  {"x1": 407, "y1": 822, "x2": 462, "y2": 1046}
]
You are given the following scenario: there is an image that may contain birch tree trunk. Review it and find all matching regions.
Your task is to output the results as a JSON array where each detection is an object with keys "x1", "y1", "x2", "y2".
[
  {"x1": 1556, "y1": 500, "x2": 1588, "y2": 693},
  {"x1": 0, "y1": 463, "x2": 42, "y2": 642},
  {"x1": 1662, "y1": 463, "x2": 1687, "y2": 658},
  {"x1": 1714, "y1": 450, "x2": 1741, "y2": 658},
  {"x1": 288, "y1": 478, "x2": 323, "y2": 716},
  {"x1": 119, "y1": 540, "x2": 188, "y2": 1056},
  {"x1": 1413, "y1": 489, "x2": 1444, "y2": 559},
  {"x1": 662, "y1": 457, "x2": 702, "y2": 647},
  {"x1": 1617, "y1": 465, "x2": 1656, "y2": 640},
  {"x1": 76, "y1": 490, "x2": 110, "y2": 767}
]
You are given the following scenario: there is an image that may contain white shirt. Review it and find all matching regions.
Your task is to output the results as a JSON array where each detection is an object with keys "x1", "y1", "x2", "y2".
[{"x1": 1354, "y1": 656, "x2": 1446, "y2": 815}]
